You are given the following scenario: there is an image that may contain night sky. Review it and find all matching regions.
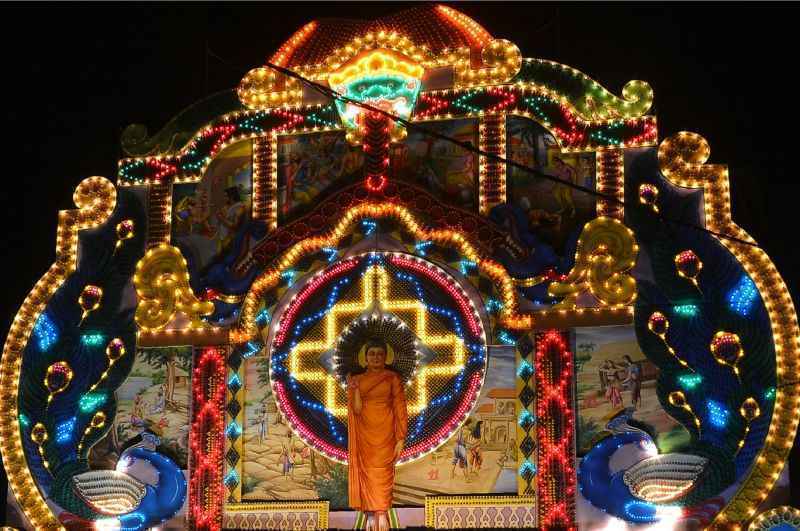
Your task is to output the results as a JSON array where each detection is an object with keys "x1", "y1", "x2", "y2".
[{"x1": 1, "y1": 2, "x2": 797, "y2": 519}]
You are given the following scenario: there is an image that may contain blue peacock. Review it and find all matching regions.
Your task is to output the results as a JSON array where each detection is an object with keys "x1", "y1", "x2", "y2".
[
  {"x1": 578, "y1": 147, "x2": 776, "y2": 523},
  {"x1": 18, "y1": 188, "x2": 186, "y2": 530}
]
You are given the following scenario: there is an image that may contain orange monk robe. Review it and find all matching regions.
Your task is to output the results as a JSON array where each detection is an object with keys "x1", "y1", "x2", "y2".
[{"x1": 347, "y1": 369, "x2": 408, "y2": 512}]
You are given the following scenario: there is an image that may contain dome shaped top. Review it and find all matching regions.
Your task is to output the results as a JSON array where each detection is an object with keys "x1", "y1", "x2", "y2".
[{"x1": 269, "y1": 4, "x2": 493, "y2": 68}]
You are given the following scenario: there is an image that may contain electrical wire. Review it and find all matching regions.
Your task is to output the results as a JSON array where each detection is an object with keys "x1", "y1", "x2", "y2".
[
  {"x1": 263, "y1": 59, "x2": 759, "y2": 248},
  {"x1": 205, "y1": 46, "x2": 760, "y2": 248}
]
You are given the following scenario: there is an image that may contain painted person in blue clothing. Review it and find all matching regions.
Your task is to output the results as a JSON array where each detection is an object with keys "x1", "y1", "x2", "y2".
[
  {"x1": 451, "y1": 419, "x2": 471, "y2": 481},
  {"x1": 622, "y1": 355, "x2": 642, "y2": 409}
]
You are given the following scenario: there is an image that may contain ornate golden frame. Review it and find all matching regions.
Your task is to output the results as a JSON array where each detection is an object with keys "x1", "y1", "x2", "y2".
[
  {"x1": 424, "y1": 495, "x2": 536, "y2": 528},
  {"x1": 224, "y1": 500, "x2": 329, "y2": 530}
]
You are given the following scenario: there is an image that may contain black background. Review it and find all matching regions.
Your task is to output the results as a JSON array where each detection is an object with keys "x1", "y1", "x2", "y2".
[{"x1": 1, "y1": 2, "x2": 798, "y2": 523}]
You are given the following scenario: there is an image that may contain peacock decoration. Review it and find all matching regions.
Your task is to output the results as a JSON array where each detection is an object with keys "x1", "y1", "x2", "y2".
[
  {"x1": 578, "y1": 146, "x2": 775, "y2": 523},
  {"x1": 17, "y1": 186, "x2": 187, "y2": 530}
]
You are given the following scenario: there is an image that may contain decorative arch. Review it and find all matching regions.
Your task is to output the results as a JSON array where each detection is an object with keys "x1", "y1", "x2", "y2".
[
  {"x1": 117, "y1": 84, "x2": 656, "y2": 187},
  {"x1": 232, "y1": 201, "x2": 533, "y2": 342}
]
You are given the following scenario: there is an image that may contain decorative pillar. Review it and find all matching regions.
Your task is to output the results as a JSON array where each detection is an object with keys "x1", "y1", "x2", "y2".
[
  {"x1": 479, "y1": 114, "x2": 506, "y2": 215},
  {"x1": 596, "y1": 149, "x2": 624, "y2": 219},
  {"x1": 253, "y1": 135, "x2": 277, "y2": 230},
  {"x1": 534, "y1": 330, "x2": 576, "y2": 530},
  {"x1": 223, "y1": 354, "x2": 246, "y2": 503},
  {"x1": 516, "y1": 337, "x2": 536, "y2": 497},
  {"x1": 189, "y1": 347, "x2": 227, "y2": 531},
  {"x1": 147, "y1": 182, "x2": 172, "y2": 247}
]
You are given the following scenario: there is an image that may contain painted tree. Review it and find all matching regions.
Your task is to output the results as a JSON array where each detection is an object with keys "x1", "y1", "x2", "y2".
[
  {"x1": 140, "y1": 346, "x2": 192, "y2": 409},
  {"x1": 256, "y1": 357, "x2": 270, "y2": 387},
  {"x1": 576, "y1": 341, "x2": 596, "y2": 373}
]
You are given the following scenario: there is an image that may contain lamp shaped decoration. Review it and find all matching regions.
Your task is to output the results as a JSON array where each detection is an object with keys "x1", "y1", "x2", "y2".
[{"x1": 329, "y1": 48, "x2": 424, "y2": 145}]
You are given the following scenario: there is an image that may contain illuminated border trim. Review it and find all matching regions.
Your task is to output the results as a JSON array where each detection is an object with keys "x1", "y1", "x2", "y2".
[
  {"x1": 269, "y1": 21, "x2": 319, "y2": 68},
  {"x1": 250, "y1": 26, "x2": 519, "y2": 96},
  {"x1": 252, "y1": 134, "x2": 278, "y2": 229},
  {"x1": 424, "y1": 495, "x2": 536, "y2": 528},
  {"x1": 516, "y1": 344, "x2": 536, "y2": 496},
  {"x1": 147, "y1": 182, "x2": 171, "y2": 246},
  {"x1": 747, "y1": 505, "x2": 800, "y2": 530},
  {"x1": 414, "y1": 87, "x2": 657, "y2": 153},
  {"x1": 534, "y1": 330, "x2": 576, "y2": 529},
  {"x1": 236, "y1": 202, "x2": 636, "y2": 341},
  {"x1": 597, "y1": 149, "x2": 624, "y2": 219},
  {"x1": 118, "y1": 85, "x2": 657, "y2": 187},
  {"x1": 137, "y1": 326, "x2": 229, "y2": 347},
  {"x1": 250, "y1": 21, "x2": 651, "y2": 119},
  {"x1": 117, "y1": 108, "x2": 336, "y2": 186},
  {"x1": 265, "y1": 252, "x2": 489, "y2": 463},
  {"x1": 0, "y1": 177, "x2": 117, "y2": 530},
  {"x1": 133, "y1": 243, "x2": 216, "y2": 332},
  {"x1": 234, "y1": 201, "x2": 532, "y2": 341},
  {"x1": 188, "y1": 346, "x2": 227, "y2": 531},
  {"x1": 435, "y1": 5, "x2": 492, "y2": 47},
  {"x1": 658, "y1": 132, "x2": 800, "y2": 527},
  {"x1": 514, "y1": 58, "x2": 654, "y2": 120},
  {"x1": 224, "y1": 501, "x2": 329, "y2": 530}
]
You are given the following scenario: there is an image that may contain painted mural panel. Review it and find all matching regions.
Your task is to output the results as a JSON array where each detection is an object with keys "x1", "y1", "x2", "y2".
[
  {"x1": 504, "y1": 117, "x2": 595, "y2": 256},
  {"x1": 575, "y1": 325, "x2": 689, "y2": 456},
  {"x1": 392, "y1": 344, "x2": 518, "y2": 503},
  {"x1": 390, "y1": 118, "x2": 479, "y2": 212},
  {"x1": 240, "y1": 345, "x2": 517, "y2": 508},
  {"x1": 277, "y1": 131, "x2": 364, "y2": 224},
  {"x1": 241, "y1": 357, "x2": 333, "y2": 503},
  {"x1": 171, "y1": 140, "x2": 254, "y2": 278},
  {"x1": 112, "y1": 346, "x2": 193, "y2": 469}
]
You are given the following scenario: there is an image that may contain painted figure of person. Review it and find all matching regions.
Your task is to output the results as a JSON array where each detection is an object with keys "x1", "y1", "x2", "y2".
[
  {"x1": 216, "y1": 186, "x2": 246, "y2": 252},
  {"x1": 468, "y1": 420, "x2": 484, "y2": 475},
  {"x1": 151, "y1": 384, "x2": 166, "y2": 414},
  {"x1": 577, "y1": 154, "x2": 595, "y2": 189},
  {"x1": 131, "y1": 394, "x2": 145, "y2": 425},
  {"x1": 447, "y1": 141, "x2": 477, "y2": 208},
  {"x1": 622, "y1": 355, "x2": 642, "y2": 409},
  {"x1": 599, "y1": 359, "x2": 611, "y2": 392},
  {"x1": 550, "y1": 157, "x2": 577, "y2": 218},
  {"x1": 497, "y1": 437, "x2": 517, "y2": 468},
  {"x1": 189, "y1": 190, "x2": 214, "y2": 237},
  {"x1": 346, "y1": 338, "x2": 408, "y2": 531},
  {"x1": 258, "y1": 405, "x2": 269, "y2": 443},
  {"x1": 604, "y1": 363, "x2": 623, "y2": 409},
  {"x1": 173, "y1": 195, "x2": 195, "y2": 234},
  {"x1": 451, "y1": 419, "x2": 471, "y2": 481},
  {"x1": 286, "y1": 150, "x2": 313, "y2": 207},
  {"x1": 341, "y1": 145, "x2": 364, "y2": 176},
  {"x1": 280, "y1": 440, "x2": 294, "y2": 479}
]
